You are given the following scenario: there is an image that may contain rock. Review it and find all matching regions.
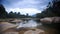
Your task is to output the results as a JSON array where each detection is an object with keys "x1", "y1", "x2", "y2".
[
  {"x1": 10, "y1": 19, "x2": 22, "y2": 23},
  {"x1": 2, "y1": 28, "x2": 19, "y2": 34},
  {"x1": 40, "y1": 17, "x2": 53, "y2": 24},
  {"x1": 40, "y1": 17, "x2": 60, "y2": 24},
  {"x1": 24, "y1": 29, "x2": 44, "y2": 34},
  {"x1": 18, "y1": 28, "x2": 45, "y2": 34},
  {"x1": 52, "y1": 17, "x2": 60, "y2": 23},
  {"x1": 0, "y1": 22, "x2": 17, "y2": 32}
]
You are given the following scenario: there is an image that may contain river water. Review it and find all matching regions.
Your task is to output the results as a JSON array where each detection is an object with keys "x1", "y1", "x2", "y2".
[
  {"x1": 17, "y1": 19, "x2": 59, "y2": 34},
  {"x1": 17, "y1": 20, "x2": 42, "y2": 28}
]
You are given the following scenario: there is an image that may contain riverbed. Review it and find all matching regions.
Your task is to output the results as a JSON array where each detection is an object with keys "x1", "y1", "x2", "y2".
[{"x1": 16, "y1": 19, "x2": 59, "y2": 34}]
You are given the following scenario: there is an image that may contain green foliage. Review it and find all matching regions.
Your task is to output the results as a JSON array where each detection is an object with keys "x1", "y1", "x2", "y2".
[
  {"x1": 0, "y1": 4, "x2": 32, "y2": 18},
  {"x1": 36, "y1": 0, "x2": 60, "y2": 18},
  {"x1": 1, "y1": 0, "x2": 60, "y2": 18},
  {"x1": 0, "y1": 4, "x2": 8, "y2": 18},
  {"x1": 52, "y1": 0, "x2": 60, "y2": 16},
  {"x1": 8, "y1": 11, "x2": 31, "y2": 18}
]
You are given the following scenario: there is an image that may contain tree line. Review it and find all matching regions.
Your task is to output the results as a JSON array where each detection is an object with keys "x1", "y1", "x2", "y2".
[
  {"x1": 36, "y1": 0, "x2": 60, "y2": 18},
  {"x1": 0, "y1": 0, "x2": 60, "y2": 18},
  {"x1": 0, "y1": 4, "x2": 32, "y2": 18}
]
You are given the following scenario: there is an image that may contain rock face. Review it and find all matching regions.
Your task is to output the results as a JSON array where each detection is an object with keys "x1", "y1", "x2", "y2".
[
  {"x1": 40, "y1": 17, "x2": 60, "y2": 24},
  {"x1": 0, "y1": 22, "x2": 17, "y2": 32},
  {"x1": 19, "y1": 28, "x2": 45, "y2": 34},
  {"x1": 2, "y1": 28, "x2": 19, "y2": 34},
  {"x1": 24, "y1": 29, "x2": 44, "y2": 34},
  {"x1": 10, "y1": 19, "x2": 22, "y2": 23}
]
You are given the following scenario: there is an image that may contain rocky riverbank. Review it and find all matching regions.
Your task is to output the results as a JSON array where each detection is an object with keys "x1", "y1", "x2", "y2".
[
  {"x1": 40, "y1": 17, "x2": 60, "y2": 24},
  {"x1": 40, "y1": 17, "x2": 60, "y2": 34},
  {"x1": 0, "y1": 18, "x2": 60, "y2": 34}
]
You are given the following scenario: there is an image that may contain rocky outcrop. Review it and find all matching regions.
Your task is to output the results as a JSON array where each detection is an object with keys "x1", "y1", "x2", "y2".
[
  {"x1": 40, "y1": 17, "x2": 60, "y2": 24},
  {"x1": 10, "y1": 19, "x2": 22, "y2": 23},
  {"x1": 0, "y1": 22, "x2": 17, "y2": 32}
]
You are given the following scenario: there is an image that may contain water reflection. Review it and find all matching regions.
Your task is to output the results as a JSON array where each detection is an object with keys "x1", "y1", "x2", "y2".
[
  {"x1": 17, "y1": 20, "x2": 42, "y2": 29},
  {"x1": 16, "y1": 19, "x2": 59, "y2": 34}
]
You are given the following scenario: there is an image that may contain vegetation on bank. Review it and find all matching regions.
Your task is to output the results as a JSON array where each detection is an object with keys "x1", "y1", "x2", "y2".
[
  {"x1": 36, "y1": 0, "x2": 60, "y2": 18},
  {"x1": 0, "y1": 0, "x2": 60, "y2": 19},
  {"x1": 0, "y1": 4, "x2": 33, "y2": 18}
]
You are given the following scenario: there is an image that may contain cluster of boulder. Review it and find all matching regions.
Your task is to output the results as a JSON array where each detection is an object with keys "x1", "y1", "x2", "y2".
[
  {"x1": 0, "y1": 22, "x2": 45, "y2": 34},
  {"x1": 0, "y1": 19, "x2": 23, "y2": 34},
  {"x1": 0, "y1": 22, "x2": 18, "y2": 34},
  {"x1": 40, "y1": 17, "x2": 60, "y2": 24}
]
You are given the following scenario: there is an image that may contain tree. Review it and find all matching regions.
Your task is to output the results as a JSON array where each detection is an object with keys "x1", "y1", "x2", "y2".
[
  {"x1": 17, "y1": 12, "x2": 20, "y2": 15},
  {"x1": 36, "y1": 0, "x2": 59, "y2": 18},
  {"x1": 0, "y1": 4, "x2": 8, "y2": 18},
  {"x1": 8, "y1": 11, "x2": 14, "y2": 18},
  {"x1": 47, "y1": 0, "x2": 60, "y2": 16},
  {"x1": 52, "y1": 0, "x2": 60, "y2": 16}
]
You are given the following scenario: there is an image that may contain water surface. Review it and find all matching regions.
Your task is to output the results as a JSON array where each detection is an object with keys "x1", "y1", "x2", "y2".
[{"x1": 17, "y1": 19, "x2": 59, "y2": 34}]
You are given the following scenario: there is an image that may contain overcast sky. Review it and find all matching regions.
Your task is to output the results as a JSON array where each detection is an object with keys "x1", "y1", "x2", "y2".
[{"x1": 1, "y1": 0, "x2": 51, "y2": 15}]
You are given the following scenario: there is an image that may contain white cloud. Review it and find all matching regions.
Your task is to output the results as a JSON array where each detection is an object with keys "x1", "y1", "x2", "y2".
[
  {"x1": 3, "y1": 0, "x2": 50, "y2": 10},
  {"x1": 2, "y1": 0, "x2": 51, "y2": 15},
  {"x1": 7, "y1": 8, "x2": 41, "y2": 15}
]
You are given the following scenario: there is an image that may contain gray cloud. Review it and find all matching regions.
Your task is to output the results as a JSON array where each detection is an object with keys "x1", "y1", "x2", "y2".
[{"x1": 1, "y1": 0, "x2": 51, "y2": 11}]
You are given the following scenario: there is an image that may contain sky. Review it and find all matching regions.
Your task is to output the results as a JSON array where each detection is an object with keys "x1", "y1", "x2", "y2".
[{"x1": 1, "y1": 0, "x2": 51, "y2": 15}]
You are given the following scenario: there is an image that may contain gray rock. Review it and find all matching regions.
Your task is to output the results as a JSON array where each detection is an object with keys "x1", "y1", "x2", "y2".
[{"x1": 40, "y1": 17, "x2": 60, "y2": 24}]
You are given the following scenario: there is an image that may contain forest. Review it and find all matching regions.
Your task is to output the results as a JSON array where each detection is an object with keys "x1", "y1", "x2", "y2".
[
  {"x1": 0, "y1": 4, "x2": 32, "y2": 18},
  {"x1": 36, "y1": 0, "x2": 60, "y2": 18},
  {"x1": 0, "y1": 0, "x2": 60, "y2": 18}
]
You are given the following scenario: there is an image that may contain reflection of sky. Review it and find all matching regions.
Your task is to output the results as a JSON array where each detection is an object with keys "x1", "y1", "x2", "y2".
[
  {"x1": 1, "y1": 0, "x2": 51, "y2": 15},
  {"x1": 17, "y1": 20, "x2": 38, "y2": 28}
]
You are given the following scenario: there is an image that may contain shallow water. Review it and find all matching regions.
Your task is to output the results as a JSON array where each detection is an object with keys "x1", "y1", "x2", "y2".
[
  {"x1": 17, "y1": 19, "x2": 59, "y2": 34},
  {"x1": 17, "y1": 20, "x2": 42, "y2": 28}
]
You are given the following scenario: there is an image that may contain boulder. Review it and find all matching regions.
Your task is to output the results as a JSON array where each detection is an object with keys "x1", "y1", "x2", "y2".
[
  {"x1": 0, "y1": 22, "x2": 17, "y2": 32},
  {"x1": 10, "y1": 19, "x2": 22, "y2": 23},
  {"x1": 40, "y1": 17, "x2": 60, "y2": 24}
]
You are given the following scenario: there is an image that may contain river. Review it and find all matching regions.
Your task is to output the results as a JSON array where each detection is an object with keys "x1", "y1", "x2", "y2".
[
  {"x1": 17, "y1": 19, "x2": 59, "y2": 34},
  {"x1": 17, "y1": 20, "x2": 42, "y2": 28}
]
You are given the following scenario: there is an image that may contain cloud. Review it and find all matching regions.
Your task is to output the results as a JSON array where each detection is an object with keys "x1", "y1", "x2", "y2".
[
  {"x1": 7, "y1": 8, "x2": 41, "y2": 15},
  {"x1": 1, "y1": 0, "x2": 51, "y2": 15},
  {"x1": 2, "y1": 0, "x2": 51, "y2": 9}
]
